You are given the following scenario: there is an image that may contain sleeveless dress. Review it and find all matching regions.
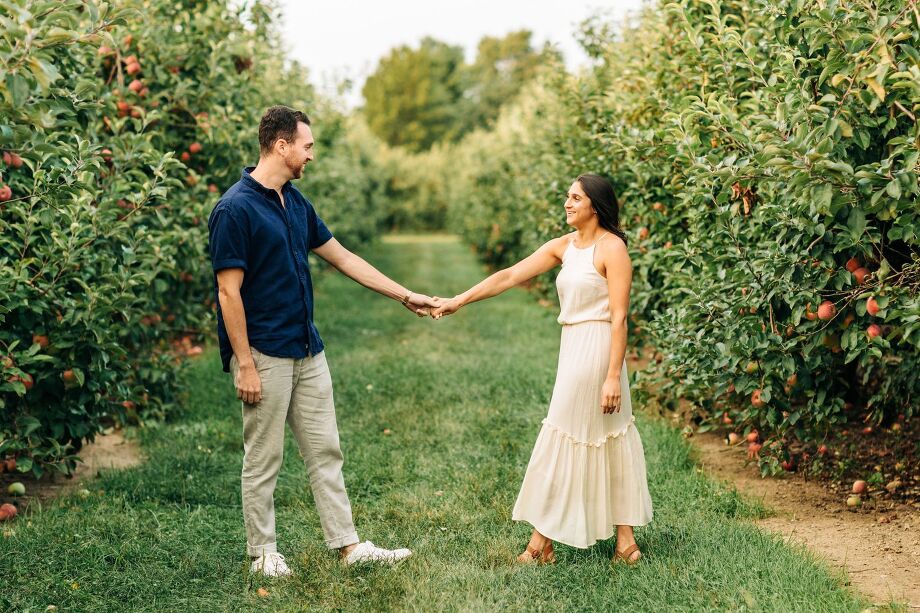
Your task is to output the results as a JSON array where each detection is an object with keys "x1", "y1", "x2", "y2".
[{"x1": 511, "y1": 235, "x2": 654, "y2": 548}]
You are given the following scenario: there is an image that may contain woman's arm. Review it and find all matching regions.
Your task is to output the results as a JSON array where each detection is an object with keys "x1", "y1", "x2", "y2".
[
  {"x1": 432, "y1": 236, "x2": 568, "y2": 318},
  {"x1": 600, "y1": 238, "x2": 632, "y2": 413}
]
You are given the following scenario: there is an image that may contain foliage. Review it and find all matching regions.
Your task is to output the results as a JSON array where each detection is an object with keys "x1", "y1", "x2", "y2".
[
  {"x1": 0, "y1": 0, "x2": 385, "y2": 476},
  {"x1": 361, "y1": 31, "x2": 555, "y2": 153},
  {"x1": 441, "y1": 0, "x2": 920, "y2": 466}
]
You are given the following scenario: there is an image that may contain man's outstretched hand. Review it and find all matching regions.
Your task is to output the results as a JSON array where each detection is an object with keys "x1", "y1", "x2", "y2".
[{"x1": 404, "y1": 292, "x2": 441, "y2": 317}]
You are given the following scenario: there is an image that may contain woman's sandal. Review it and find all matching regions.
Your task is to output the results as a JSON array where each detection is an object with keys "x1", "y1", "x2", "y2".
[
  {"x1": 613, "y1": 543, "x2": 641, "y2": 565},
  {"x1": 516, "y1": 541, "x2": 556, "y2": 565}
]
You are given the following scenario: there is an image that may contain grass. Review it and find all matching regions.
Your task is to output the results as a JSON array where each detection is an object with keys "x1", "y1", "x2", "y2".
[{"x1": 0, "y1": 236, "x2": 869, "y2": 612}]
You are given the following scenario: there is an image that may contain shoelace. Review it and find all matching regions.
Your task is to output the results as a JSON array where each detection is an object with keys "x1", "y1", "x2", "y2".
[{"x1": 264, "y1": 552, "x2": 286, "y2": 568}]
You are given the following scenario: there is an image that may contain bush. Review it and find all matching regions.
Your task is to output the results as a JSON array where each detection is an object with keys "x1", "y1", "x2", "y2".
[
  {"x1": 441, "y1": 0, "x2": 920, "y2": 467},
  {"x1": 0, "y1": 0, "x2": 386, "y2": 476}
]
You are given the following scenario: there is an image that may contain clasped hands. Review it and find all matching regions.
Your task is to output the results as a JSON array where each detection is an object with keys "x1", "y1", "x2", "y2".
[{"x1": 401, "y1": 292, "x2": 462, "y2": 319}]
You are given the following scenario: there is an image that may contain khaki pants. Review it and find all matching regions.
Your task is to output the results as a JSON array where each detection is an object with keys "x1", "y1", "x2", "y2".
[{"x1": 230, "y1": 348, "x2": 359, "y2": 556}]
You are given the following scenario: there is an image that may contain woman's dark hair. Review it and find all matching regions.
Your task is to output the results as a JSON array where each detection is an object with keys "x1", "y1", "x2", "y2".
[
  {"x1": 576, "y1": 173, "x2": 627, "y2": 246},
  {"x1": 259, "y1": 105, "x2": 311, "y2": 153}
]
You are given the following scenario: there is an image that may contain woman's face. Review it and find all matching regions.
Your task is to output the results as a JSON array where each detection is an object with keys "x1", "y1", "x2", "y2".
[{"x1": 563, "y1": 181, "x2": 594, "y2": 228}]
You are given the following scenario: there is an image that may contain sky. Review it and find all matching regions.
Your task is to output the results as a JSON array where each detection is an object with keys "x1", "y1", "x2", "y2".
[{"x1": 276, "y1": 0, "x2": 648, "y2": 106}]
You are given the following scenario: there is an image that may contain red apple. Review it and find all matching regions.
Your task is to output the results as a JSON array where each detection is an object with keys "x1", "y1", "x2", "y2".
[
  {"x1": 117, "y1": 100, "x2": 130, "y2": 112},
  {"x1": 20, "y1": 373, "x2": 33, "y2": 391},
  {"x1": 786, "y1": 373, "x2": 798, "y2": 388},
  {"x1": 122, "y1": 400, "x2": 135, "y2": 410},
  {"x1": 845, "y1": 257, "x2": 860, "y2": 273},
  {"x1": 126, "y1": 61, "x2": 141, "y2": 75},
  {"x1": 746, "y1": 430, "x2": 759, "y2": 443},
  {"x1": 128, "y1": 79, "x2": 143, "y2": 93},
  {"x1": 62, "y1": 369, "x2": 76, "y2": 386},
  {"x1": 751, "y1": 389, "x2": 766, "y2": 408},
  {"x1": 722, "y1": 412, "x2": 733, "y2": 425},
  {"x1": 846, "y1": 495, "x2": 861, "y2": 508},
  {"x1": 123, "y1": 54, "x2": 138, "y2": 65},
  {"x1": 866, "y1": 297, "x2": 880, "y2": 316},
  {"x1": 101, "y1": 148, "x2": 113, "y2": 162},
  {"x1": 2, "y1": 151, "x2": 10, "y2": 165},
  {"x1": 747, "y1": 442, "x2": 762, "y2": 459},
  {"x1": 0, "y1": 503, "x2": 16, "y2": 521},
  {"x1": 817, "y1": 444, "x2": 828, "y2": 456},
  {"x1": 32, "y1": 334, "x2": 49, "y2": 348},
  {"x1": 0, "y1": 185, "x2": 12, "y2": 202},
  {"x1": 122, "y1": 34, "x2": 133, "y2": 47},
  {"x1": 805, "y1": 303, "x2": 817, "y2": 321},
  {"x1": 852, "y1": 480, "x2": 867, "y2": 494},
  {"x1": 867, "y1": 324, "x2": 881, "y2": 339},
  {"x1": 9, "y1": 153, "x2": 22, "y2": 168},
  {"x1": 188, "y1": 142, "x2": 203, "y2": 154},
  {"x1": 207, "y1": 184, "x2": 218, "y2": 193},
  {"x1": 4, "y1": 458, "x2": 16, "y2": 472},
  {"x1": 97, "y1": 45, "x2": 114, "y2": 56},
  {"x1": 781, "y1": 459, "x2": 795, "y2": 471},
  {"x1": 853, "y1": 267, "x2": 870, "y2": 284},
  {"x1": 180, "y1": 152, "x2": 191, "y2": 162},
  {"x1": 817, "y1": 300, "x2": 836, "y2": 320}
]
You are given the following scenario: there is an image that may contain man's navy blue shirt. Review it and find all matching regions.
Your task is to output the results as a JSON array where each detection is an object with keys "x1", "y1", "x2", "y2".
[{"x1": 208, "y1": 167, "x2": 333, "y2": 373}]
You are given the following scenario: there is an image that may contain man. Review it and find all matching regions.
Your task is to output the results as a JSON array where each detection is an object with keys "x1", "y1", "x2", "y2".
[{"x1": 208, "y1": 105, "x2": 436, "y2": 577}]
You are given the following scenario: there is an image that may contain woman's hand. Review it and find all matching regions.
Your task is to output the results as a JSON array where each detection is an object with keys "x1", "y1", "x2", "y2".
[
  {"x1": 431, "y1": 296, "x2": 463, "y2": 319},
  {"x1": 601, "y1": 376, "x2": 622, "y2": 414}
]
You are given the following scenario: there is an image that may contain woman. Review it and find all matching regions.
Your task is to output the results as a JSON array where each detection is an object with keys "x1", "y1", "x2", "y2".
[{"x1": 432, "y1": 174, "x2": 653, "y2": 565}]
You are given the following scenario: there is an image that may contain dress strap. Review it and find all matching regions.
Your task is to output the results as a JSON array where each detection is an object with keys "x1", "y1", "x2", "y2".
[{"x1": 593, "y1": 232, "x2": 609, "y2": 246}]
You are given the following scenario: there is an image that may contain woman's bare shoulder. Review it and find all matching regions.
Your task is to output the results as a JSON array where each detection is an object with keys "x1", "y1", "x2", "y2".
[
  {"x1": 542, "y1": 233, "x2": 576, "y2": 257},
  {"x1": 597, "y1": 233, "x2": 631, "y2": 263}
]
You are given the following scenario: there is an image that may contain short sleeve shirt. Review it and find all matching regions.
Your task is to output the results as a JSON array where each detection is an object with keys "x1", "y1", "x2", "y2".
[{"x1": 208, "y1": 167, "x2": 333, "y2": 372}]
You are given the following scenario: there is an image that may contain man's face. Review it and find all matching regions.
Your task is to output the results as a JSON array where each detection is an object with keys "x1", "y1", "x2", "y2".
[{"x1": 282, "y1": 122, "x2": 314, "y2": 180}]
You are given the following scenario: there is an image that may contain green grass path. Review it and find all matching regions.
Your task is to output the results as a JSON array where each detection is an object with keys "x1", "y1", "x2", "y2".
[{"x1": 0, "y1": 236, "x2": 867, "y2": 612}]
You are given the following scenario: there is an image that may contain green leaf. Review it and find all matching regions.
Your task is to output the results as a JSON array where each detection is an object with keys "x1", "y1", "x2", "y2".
[
  {"x1": 847, "y1": 207, "x2": 867, "y2": 236},
  {"x1": 886, "y1": 180, "x2": 901, "y2": 199}
]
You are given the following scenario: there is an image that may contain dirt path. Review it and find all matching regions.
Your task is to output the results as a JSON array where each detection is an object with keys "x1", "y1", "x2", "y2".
[
  {"x1": 692, "y1": 431, "x2": 920, "y2": 609},
  {"x1": 1, "y1": 429, "x2": 142, "y2": 506}
]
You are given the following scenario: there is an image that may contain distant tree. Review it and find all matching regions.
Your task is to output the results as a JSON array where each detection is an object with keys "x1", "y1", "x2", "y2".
[
  {"x1": 464, "y1": 30, "x2": 560, "y2": 129},
  {"x1": 362, "y1": 31, "x2": 557, "y2": 151},
  {"x1": 361, "y1": 37, "x2": 466, "y2": 152}
]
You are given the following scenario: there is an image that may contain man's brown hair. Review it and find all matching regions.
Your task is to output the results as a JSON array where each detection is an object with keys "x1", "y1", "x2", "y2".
[{"x1": 258, "y1": 105, "x2": 311, "y2": 154}]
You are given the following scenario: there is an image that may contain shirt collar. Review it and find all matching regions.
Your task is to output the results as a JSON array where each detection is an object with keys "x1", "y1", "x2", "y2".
[{"x1": 240, "y1": 166, "x2": 291, "y2": 196}]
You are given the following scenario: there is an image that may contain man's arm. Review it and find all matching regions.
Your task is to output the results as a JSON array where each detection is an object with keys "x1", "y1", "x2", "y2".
[
  {"x1": 312, "y1": 238, "x2": 438, "y2": 314},
  {"x1": 216, "y1": 268, "x2": 262, "y2": 404}
]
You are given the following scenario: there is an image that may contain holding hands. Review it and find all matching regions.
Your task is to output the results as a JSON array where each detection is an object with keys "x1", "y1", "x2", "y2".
[
  {"x1": 402, "y1": 292, "x2": 442, "y2": 317},
  {"x1": 400, "y1": 291, "x2": 462, "y2": 319},
  {"x1": 430, "y1": 296, "x2": 462, "y2": 319}
]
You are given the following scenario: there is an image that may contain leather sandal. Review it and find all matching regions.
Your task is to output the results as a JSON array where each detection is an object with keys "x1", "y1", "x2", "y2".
[
  {"x1": 614, "y1": 543, "x2": 641, "y2": 565},
  {"x1": 516, "y1": 541, "x2": 556, "y2": 565}
]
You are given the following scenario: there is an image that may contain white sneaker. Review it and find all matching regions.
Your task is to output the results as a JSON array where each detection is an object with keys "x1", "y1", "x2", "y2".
[
  {"x1": 343, "y1": 540, "x2": 412, "y2": 566},
  {"x1": 250, "y1": 552, "x2": 293, "y2": 577}
]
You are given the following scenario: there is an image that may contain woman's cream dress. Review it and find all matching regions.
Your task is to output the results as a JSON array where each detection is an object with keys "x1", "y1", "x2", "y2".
[{"x1": 511, "y1": 236, "x2": 653, "y2": 548}]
